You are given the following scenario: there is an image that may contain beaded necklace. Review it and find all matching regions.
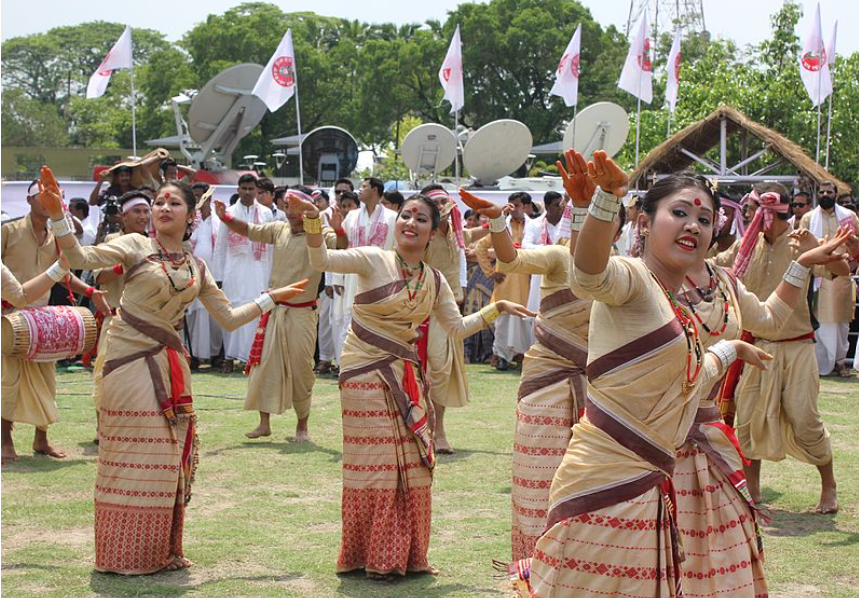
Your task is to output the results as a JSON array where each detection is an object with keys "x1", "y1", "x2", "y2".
[
  {"x1": 155, "y1": 237, "x2": 195, "y2": 294},
  {"x1": 649, "y1": 270, "x2": 703, "y2": 394},
  {"x1": 683, "y1": 263, "x2": 730, "y2": 337},
  {"x1": 396, "y1": 252, "x2": 425, "y2": 305}
]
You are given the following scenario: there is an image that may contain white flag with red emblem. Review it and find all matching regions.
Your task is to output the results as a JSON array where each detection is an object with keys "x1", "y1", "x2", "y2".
[
  {"x1": 799, "y1": 4, "x2": 832, "y2": 107},
  {"x1": 665, "y1": 30, "x2": 682, "y2": 113},
  {"x1": 618, "y1": 14, "x2": 652, "y2": 103},
  {"x1": 253, "y1": 29, "x2": 298, "y2": 112},
  {"x1": 86, "y1": 26, "x2": 133, "y2": 99},
  {"x1": 550, "y1": 24, "x2": 582, "y2": 107},
  {"x1": 438, "y1": 25, "x2": 464, "y2": 114}
]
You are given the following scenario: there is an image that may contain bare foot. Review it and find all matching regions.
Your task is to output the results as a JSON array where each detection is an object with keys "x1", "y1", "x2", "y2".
[
  {"x1": 435, "y1": 438, "x2": 454, "y2": 455},
  {"x1": 294, "y1": 430, "x2": 310, "y2": 443},
  {"x1": 1, "y1": 444, "x2": 19, "y2": 462},
  {"x1": 163, "y1": 554, "x2": 193, "y2": 571},
  {"x1": 815, "y1": 487, "x2": 838, "y2": 514},
  {"x1": 367, "y1": 572, "x2": 397, "y2": 582},
  {"x1": 424, "y1": 565, "x2": 440, "y2": 576},
  {"x1": 245, "y1": 426, "x2": 271, "y2": 439},
  {"x1": 33, "y1": 441, "x2": 66, "y2": 458}
]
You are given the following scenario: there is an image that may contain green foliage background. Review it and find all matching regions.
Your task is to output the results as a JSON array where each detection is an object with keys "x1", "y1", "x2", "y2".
[{"x1": 2, "y1": 1, "x2": 856, "y2": 185}]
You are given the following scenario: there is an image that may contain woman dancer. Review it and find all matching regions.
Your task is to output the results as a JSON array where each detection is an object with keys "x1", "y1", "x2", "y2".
[
  {"x1": 525, "y1": 153, "x2": 773, "y2": 598},
  {"x1": 289, "y1": 191, "x2": 532, "y2": 579},
  {"x1": 673, "y1": 217, "x2": 851, "y2": 597},
  {"x1": 38, "y1": 167, "x2": 308, "y2": 575}
]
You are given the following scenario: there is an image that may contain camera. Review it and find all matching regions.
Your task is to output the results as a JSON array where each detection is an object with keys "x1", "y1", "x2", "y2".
[{"x1": 103, "y1": 196, "x2": 121, "y2": 217}]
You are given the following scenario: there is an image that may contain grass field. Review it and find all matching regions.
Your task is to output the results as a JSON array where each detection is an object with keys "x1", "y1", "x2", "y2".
[{"x1": 2, "y1": 366, "x2": 857, "y2": 598}]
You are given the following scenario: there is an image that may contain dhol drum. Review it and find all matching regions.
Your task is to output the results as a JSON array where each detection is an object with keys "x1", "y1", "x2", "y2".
[{"x1": 2, "y1": 305, "x2": 97, "y2": 362}]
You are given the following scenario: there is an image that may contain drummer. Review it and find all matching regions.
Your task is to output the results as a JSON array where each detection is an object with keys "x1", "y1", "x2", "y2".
[{"x1": 1, "y1": 181, "x2": 109, "y2": 462}]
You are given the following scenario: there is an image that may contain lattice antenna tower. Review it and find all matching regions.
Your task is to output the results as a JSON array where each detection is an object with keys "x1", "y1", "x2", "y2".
[{"x1": 626, "y1": 0, "x2": 707, "y2": 41}]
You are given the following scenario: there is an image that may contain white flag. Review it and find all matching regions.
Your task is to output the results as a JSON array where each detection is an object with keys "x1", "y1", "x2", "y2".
[
  {"x1": 799, "y1": 4, "x2": 832, "y2": 107},
  {"x1": 550, "y1": 24, "x2": 582, "y2": 108},
  {"x1": 439, "y1": 25, "x2": 464, "y2": 114},
  {"x1": 665, "y1": 30, "x2": 682, "y2": 113},
  {"x1": 826, "y1": 20, "x2": 838, "y2": 71},
  {"x1": 253, "y1": 29, "x2": 298, "y2": 112},
  {"x1": 618, "y1": 15, "x2": 653, "y2": 103},
  {"x1": 86, "y1": 26, "x2": 133, "y2": 99}
]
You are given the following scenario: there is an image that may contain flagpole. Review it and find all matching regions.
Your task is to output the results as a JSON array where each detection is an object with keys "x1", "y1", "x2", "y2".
[
  {"x1": 824, "y1": 72, "x2": 834, "y2": 168},
  {"x1": 454, "y1": 109, "x2": 460, "y2": 186},
  {"x1": 571, "y1": 104, "x2": 578, "y2": 151},
  {"x1": 295, "y1": 80, "x2": 304, "y2": 185},
  {"x1": 129, "y1": 60, "x2": 137, "y2": 157},
  {"x1": 666, "y1": 110, "x2": 671, "y2": 139},
  {"x1": 814, "y1": 70, "x2": 822, "y2": 164},
  {"x1": 634, "y1": 70, "x2": 642, "y2": 167}
]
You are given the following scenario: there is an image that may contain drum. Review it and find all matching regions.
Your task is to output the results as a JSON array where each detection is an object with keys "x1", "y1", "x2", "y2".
[{"x1": 1, "y1": 306, "x2": 97, "y2": 362}]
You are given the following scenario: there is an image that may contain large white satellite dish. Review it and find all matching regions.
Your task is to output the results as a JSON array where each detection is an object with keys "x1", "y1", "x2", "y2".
[
  {"x1": 175, "y1": 63, "x2": 267, "y2": 169},
  {"x1": 401, "y1": 124, "x2": 457, "y2": 179},
  {"x1": 563, "y1": 102, "x2": 629, "y2": 160},
  {"x1": 464, "y1": 120, "x2": 533, "y2": 186}
]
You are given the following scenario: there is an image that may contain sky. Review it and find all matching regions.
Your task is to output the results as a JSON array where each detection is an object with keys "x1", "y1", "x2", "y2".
[{"x1": 1, "y1": 0, "x2": 857, "y2": 55}]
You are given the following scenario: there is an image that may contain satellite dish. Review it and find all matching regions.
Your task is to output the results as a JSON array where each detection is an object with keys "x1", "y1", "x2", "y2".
[
  {"x1": 301, "y1": 126, "x2": 359, "y2": 185},
  {"x1": 184, "y1": 64, "x2": 268, "y2": 168},
  {"x1": 401, "y1": 124, "x2": 457, "y2": 178},
  {"x1": 463, "y1": 120, "x2": 533, "y2": 186},
  {"x1": 563, "y1": 102, "x2": 629, "y2": 159}
]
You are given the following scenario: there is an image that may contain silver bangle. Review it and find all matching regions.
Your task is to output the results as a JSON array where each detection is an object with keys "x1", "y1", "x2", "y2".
[
  {"x1": 708, "y1": 340, "x2": 737, "y2": 373},
  {"x1": 254, "y1": 292, "x2": 275, "y2": 313},
  {"x1": 587, "y1": 188, "x2": 621, "y2": 222},
  {"x1": 45, "y1": 261, "x2": 69, "y2": 283},
  {"x1": 488, "y1": 215, "x2": 507, "y2": 233},
  {"x1": 782, "y1": 260, "x2": 810, "y2": 288},
  {"x1": 50, "y1": 216, "x2": 73, "y2": 238},
  {"x1": 570, "y1": 207, "x2": 588, "y2": 232}
]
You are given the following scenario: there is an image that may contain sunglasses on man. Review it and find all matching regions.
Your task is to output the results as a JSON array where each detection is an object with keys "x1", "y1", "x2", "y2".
[{"x1": 791, "y1": 202, "x2": 808, "y2": 209}]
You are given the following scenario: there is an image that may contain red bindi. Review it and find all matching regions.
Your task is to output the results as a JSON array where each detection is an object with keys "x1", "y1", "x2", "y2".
[
  {"x1": 410, "y1": 206, "x2": 419, "y2": 214},
  {"x1": 693, "y1": 198, "x2": 702, "y2": 207},
  {"x1": 164, "y1": 192, "x2": 171, "y2": 199}
]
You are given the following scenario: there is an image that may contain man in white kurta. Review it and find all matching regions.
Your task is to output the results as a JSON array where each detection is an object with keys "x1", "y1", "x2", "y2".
[
  {"x1": 338, "y1": 178, "x2": 397, "y2": 355},
  {"x1": 187, "y1": 187, "x2": 223, "y2": 365},
  {"x1": 799, "y1": 184, "x2": 859, "y2": 377},
  {"x1": 212, "y1": 175, "x2": 273, "y2": 369},
  {"x1": 522, "y1": 191, "x2": 566, "y2": 312}
]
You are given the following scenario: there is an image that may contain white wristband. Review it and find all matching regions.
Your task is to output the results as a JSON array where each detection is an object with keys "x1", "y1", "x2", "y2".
[
  {"x1": 45, "y1": 261, "x2": 69, "y2": 283},
  {"x1": 782, "y1": 260, "x2": 810, "y2": 288},
  {"x1": 570, "y1": 207, "x2": 588, "y2": 232},
  {"x1": 708, "y1": 340, "x2": 737, "y2": 373},
  {"x1": 254, "y1": 292, "x2": 275, "y2": 314},
  {"x1": 587, "y1": 188, "x2": 621, "y2": 222},
  {"x1": 50, "y1": 216, "x2": 73, "y2": 238},
  {"x1": 488, "y1": 215, "x2": 508, "y2": 234}
]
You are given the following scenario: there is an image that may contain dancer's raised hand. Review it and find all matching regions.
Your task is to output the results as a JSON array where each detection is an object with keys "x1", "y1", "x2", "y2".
[
  {"x1": 38, "y1": 166, "x2": 65, "y2": 219},
  {"x1": 587, "y1": 150, "x2": 628, "y2": 197},
  {"x1": 459, "y1": 188, "x2": 504, "y2": 219},
  {"x1": 557, "y1": 149, "x2": 595, "y2": 207},
  {"x1": 287, "y1": 191, "x2": 320, "y2": 219}
]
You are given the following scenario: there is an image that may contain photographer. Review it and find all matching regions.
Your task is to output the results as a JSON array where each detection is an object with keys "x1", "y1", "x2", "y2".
[{"x1": 89, "y1": 165, "x2": 134, "y2": 206}]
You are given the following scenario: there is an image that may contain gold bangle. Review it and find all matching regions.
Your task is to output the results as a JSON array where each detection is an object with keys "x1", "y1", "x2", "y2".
[
  {"x1": 479, "y1": 303, "x2": 500, "y2": 325},
  {"x1": 303, "y1": 216, "x2": 322, "y2": 234}
]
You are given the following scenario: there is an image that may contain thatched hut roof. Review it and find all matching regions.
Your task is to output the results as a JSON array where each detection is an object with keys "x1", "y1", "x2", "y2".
[{"x1": 630, "y1": 105, "x2": 850, "y2": 193}]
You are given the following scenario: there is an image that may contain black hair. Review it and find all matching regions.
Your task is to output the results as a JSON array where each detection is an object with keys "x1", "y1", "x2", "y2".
[
  {"x1": 364, "y1": 177, "x2": 385, "y2": 196},
  {"x1": 420, "y1": 183, "x2": 446, "y2": 195},
  {"x1": 617, "y1": 203, "x2": 627, "y2": 230},
  {"x1": 229, "y1": 193, "x2": 240, "y2": 206},
  {"x1": 463, "y1": 209, "x2": 477, "y2": 221},
  {"x1": 313, "y1": 189, "x2": 330, "y2": 203},
  {"x1": 792, "y1": 190, "x2": 810, "y2": 200},
  {"x1": 292, "y1": 185, "x2": 314, "y2": 196},
  {"x1": 399, "y1": 194, "x2": 441, "y2": 231},
  {"x1": 256, "y1": 177, "x2": 275, "y2": 194},
  {"x1": 191, "y1": 182, "x2": 210, "y2": 192},
  {"x1": 820, "y1": 181, "x2": 837, "y2": 192},
  {"x1": 69, "y1": 198, "x2": 89, "y2": 219},
  {"x1": 238, "y1": 173, "x2": 257, "y2": 186},
  {"x1": 335, "y1": 178, "x2": 354, "y2": 191},
  {"x1": 274, "y1": 186, "x2": 289, "y2": 201},
  {"x1": 118, "y1": 189, "x2": 153, "y2": 208},
  {"x1": 384, "y1": 190, "x2": 405, "y2": 208},
  {"x1": 114, "y1": 165, "x2": 133, "y2": 175},
  {"x1": 543, "y1": 191, "x2": 563, "y2": 208},
  {"x1": 339, "y1": 190, "x2": 359, "y2": 205},
  {"x1": 508, "y1": 191, "x2": 532, "y2": 205},
  {"x1": 27, "y1": 179, "x2": 40, "y2": 196},
  {"x1": 158, "y1": 181, "x2": 196, "y2": 241},
  {"x1": 641, "y1": 172, "x2": 721, "y2": 219},
  {"x1": 160, "y1": 159, "x2": 178, "y2": 173}
]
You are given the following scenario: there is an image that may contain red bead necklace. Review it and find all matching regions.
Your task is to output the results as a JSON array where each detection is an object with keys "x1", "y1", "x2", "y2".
[
  {"x1": 155, "y1": 237, "x2": 195, "y2": 293},
  {"x1": 650, "y1": 271, "x2": 703, "y2": 394}
]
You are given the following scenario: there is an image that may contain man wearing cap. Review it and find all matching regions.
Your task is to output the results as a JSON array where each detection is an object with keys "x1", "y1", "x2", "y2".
[
  {"x1": 800, "y1": 181, "x2": 859, "y2": 377},
  {"x1": 186, "y1": 183, "x2": 223, "y2": 369},
  {"x1": 214, "y1": 187, "x2": 337, "y2": 441},
  {"x1": 2, "y1": 181, "x2": 109, "y2": 461},
  {"x1": 212, "y1": 173, "x2": 274, "y2": 372}
]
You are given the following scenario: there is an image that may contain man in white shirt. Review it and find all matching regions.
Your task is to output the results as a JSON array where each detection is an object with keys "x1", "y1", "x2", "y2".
[
  {"x1": 212, "y1": 174, "x2": 274, "y2": 372},
  {"x1": 187, "y1": 183, "x2": 223, "y2": 369},
  {"x1": 522, "y1": 191, "x2": 566, "y2": 313}
]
